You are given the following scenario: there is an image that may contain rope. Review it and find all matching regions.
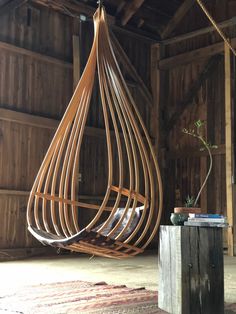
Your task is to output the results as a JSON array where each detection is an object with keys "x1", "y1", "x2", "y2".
[{"x1": 196, "y1": 0, "x2": 236, "y2": 57}]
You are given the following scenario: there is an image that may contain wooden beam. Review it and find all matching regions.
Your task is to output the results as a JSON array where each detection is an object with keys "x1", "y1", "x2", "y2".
[
  {"x1": 0, "y1": 108, "x2": 58, "y2": 129},
  {"x1": 0, "y1": 0, "x2": 26, "y2": 17},
  {"x1": 150, "y1": 44, "x2": 161, "y2": 141},
  {"x1": 163, "y1": 17, "x2": 236, "y2": 45},
  {"x1": 0, "y1": 107, "x2": 108, "y2": 138},
  {"x1": 116, "y1": 1, "x2": 126, "y2": 15},
  {"x1": 137, "y1": 18, "x2": 145, "y2": 28},
  {"x1": 121, "y1": 0, "x2": 145, "y2": 26},
  {"x1": 150, "y1": 43, "x2": 164, "y2": 244},
  {"x1": 73, "y1": 35, "x2": 81, "y2": 90},
  {"x1": 0, "y1": 108, "x2": 143, "y2": 140},
  {"x1": 32, "y1": 0, "x2": 157, "y2": 43},
  {"x1": 166, "y1": 54, "x2": 223, "y2": 131},
  {"x1": 33, "y1": 0, "x2": 115, "y2": 24},
  {"x1": 224, "y1": 43, "x2": 234, "y2": 256},
  {"x1": 110, "y1": 32, "x2": 153, "y2": 107},
  {"x1": 0, "y1": 41, "x2": 139, "y2": 88},
  {"x1": 150, "y1": 43, "x2": 166, "y2": 158},
  {"x1": 0, "y1": 189, "x2": 29, "y2": 196},
  {"x1": 161, "y1": 0, "x2": 195, "y2": 39},
  {"x1": 159, "y1": 37, "x2": 236, "y2": 70},
  {"x1": 0, "y1": 40, "x2": 72, "y2": 69}
]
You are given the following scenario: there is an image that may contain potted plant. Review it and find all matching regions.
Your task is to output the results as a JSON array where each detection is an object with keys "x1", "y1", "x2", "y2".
[{"x1": 171, "y1": 120, "x2": 217, "y2": 225}]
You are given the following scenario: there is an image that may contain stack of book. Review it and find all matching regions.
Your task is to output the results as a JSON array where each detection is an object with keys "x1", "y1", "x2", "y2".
[{"x1": 184, "y1": 214, "x2": 228, "y2": 227}]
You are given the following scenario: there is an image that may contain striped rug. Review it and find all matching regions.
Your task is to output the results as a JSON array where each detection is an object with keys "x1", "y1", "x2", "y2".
[
  {"x1": 0, "y1": 280, "x2": 163, "y2": 313},
  {"x1": 0, "y1": 280, "x2": 235, "y2": 313}
]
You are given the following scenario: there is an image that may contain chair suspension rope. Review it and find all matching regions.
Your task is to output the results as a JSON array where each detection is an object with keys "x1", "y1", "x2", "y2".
[{"x1": 196, "y1": 0, "x2": 236, "y2": 57}]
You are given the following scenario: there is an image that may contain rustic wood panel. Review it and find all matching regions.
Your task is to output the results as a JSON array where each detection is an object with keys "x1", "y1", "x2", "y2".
[
  {"x1": 114, "y1": 30, "x2": 151, "y2": 90},
  {"x1": 0, "y1": 120, "x2": 53, "y2": 190},
  {"x1": 0, "y1": 49, "x2": 73, "y2": 118},
  {"x1": 0, "y1": 194, "x2": 39, "y2": 249},
  {"x1": 178, "y1": 0, "x2": 235, "y2": 35},
  {"x1": 160, "y1": 0, "x2": 233, "y2": 252},
  {"x1": 159, "y1": 226, "x2": 224, "y2": 314},
  {"x1": 0, "y1": 2, "x2": 153, "y2": 254},
  {"x1": 164, "y1": 47, "x2": 226, "y2": 215},
  {"x1": 0, "y1": 3, "x2": 72, "y2": 61},
  {"x1": 165, "y1": 0, "x2": 236, "y2": 58}
]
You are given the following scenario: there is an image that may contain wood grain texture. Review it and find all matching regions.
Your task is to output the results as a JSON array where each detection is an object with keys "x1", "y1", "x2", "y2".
[
  {"x1": 161, "y1": 37, "x2": 227, "y2": 230},
  {"x1": 0, "y1": 194, "x2": 38, "y2": 249},
  {"x1": 159, "y1": 38, "x2": 236, "y2": 70},
  {"x1": 158, "y1": 226, "x2": 224, "y2": 314},
  {"x1": 161, "y1": 0, "x2": 195, "y2": 39},
  {"x1": 163, "y1": 17, "x2": 236, "y2": 45},
  {"x1": 158, "y1": 226, "x2": 182, "y2": 313},
  {"x1": 121, "y1": 0, "x2": 145, "y2": 26},
  {"x1": 73, "y1": 35, "x2": 80, "y2": 90},
  {"x1": 0, "y1": 0, "x2": 26, "y2": 17},
  {"x1": 224, "y1": 43, "x2": 234, "y2": 256}
]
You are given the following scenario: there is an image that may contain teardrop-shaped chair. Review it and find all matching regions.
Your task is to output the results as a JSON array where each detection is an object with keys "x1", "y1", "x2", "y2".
[{"x1": 27, "y1": 6, "x2": 163, "y2": 259}]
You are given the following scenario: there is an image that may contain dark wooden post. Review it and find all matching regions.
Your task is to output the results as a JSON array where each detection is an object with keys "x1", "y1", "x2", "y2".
[{"x1": 158, "y1": 225, "x2": 224, "y2": 314}]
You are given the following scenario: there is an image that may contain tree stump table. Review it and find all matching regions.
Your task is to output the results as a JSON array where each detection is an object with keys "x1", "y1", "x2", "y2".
[{"x1": 158, "y1": 225, "x2": 224, "y2": 314}]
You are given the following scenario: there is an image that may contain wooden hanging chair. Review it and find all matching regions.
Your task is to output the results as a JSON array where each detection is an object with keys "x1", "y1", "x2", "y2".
[{"x1": 27, "y1": 5, "x2": 163, "y2": 259}]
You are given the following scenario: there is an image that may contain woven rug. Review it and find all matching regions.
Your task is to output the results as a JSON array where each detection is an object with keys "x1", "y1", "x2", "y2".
[
  {"x1": 0, "y1": 280, "x2": 162, "y2": 314},
  {"x1": 0, "y1": 280, "x2": 235, "y2": 314}
]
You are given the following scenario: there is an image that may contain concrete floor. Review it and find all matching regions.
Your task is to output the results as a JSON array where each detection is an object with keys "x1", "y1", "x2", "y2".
[{"x1": 0, "y1": 252, "x2": 236, "y2": 304}]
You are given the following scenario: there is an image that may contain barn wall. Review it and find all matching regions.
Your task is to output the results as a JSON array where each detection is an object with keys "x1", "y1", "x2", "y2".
[
  {"x1": 0, "y1": 3, "x2": 153, "y2": 255},
  {"x1": 159, "y1": 0, "x2": 235, "y2": 249}
]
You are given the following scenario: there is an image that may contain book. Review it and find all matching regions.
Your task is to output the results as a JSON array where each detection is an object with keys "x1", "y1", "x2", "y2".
[
  {"x1": 184, "y1": 221, "x2": 228, "y2": 228},
  {"x1": 188, "y1": 213, "x2": 224, "y2": 218},
  {"x1": 188, "y1": 217, "x2": 227, "y2": 223}
]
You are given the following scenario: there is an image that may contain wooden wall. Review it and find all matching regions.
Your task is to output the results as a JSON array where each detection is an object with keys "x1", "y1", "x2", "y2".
[
  {"x1": 0, "y1": 2, "x2": 153, "y2": 256},
  {"x1": 158, "y1": 0, "x2": 236, "y2": 252}
]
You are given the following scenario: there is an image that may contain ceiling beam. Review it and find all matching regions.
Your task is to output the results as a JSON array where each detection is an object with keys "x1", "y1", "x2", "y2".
[
  {"x1": 32, "y1": 0, "x2": 157, "y2": 42},
  {"x1": 33, "y1": 0, "x2": 115, "y2": 24},
  {"x1": 121, "y1": 0, "x2": 145, "y2": 26},
  {"x1": 158, "y1": 37, "x2": 236, "y2": 70},
  {"x1": 161, "y1": 0, "x2": 195, "y2": 39},
  {"x1": 0, "y1": 40, "x2": 72, "y2": 69},
  {"x1": 163, "y1": 16, "x2": 236, "y2": 45},
  {"x1": 0, "y1": 0, "x2": 26, "y2": 17},
  {"x1": 116, "y1": 1, "x2": 126, "y2": 15}
]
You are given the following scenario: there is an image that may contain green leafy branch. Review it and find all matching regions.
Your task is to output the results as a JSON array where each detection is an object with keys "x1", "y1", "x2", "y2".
[{"x1": 182, "y1": 120, "x2": 218, "y2": 207}]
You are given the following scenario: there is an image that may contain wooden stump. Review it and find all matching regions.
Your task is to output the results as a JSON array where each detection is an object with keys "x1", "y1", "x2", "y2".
[{"x1": 158, "y1": 226, "x2": 224, "y2": 314}]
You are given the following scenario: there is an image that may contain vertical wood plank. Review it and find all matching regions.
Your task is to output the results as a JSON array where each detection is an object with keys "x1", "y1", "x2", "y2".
[
  {"x1": 150, "y1": 43, "x2": 161, "y2": 243},
  {"x1": 150, "y1": 43, "x2": 162, "y2": 148},
  {"x1": 224, "y1": 42, "x2": 234, "y2": 256},
  {"x1": 199, "y1": 228, "x2": 224, "y2": 314},
  {"x1": 158, "y1": 226, "x2": 182, "y2": 313},
  {"x1": 73, "y1": 35, "x2": 80, "y2": 90}
]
